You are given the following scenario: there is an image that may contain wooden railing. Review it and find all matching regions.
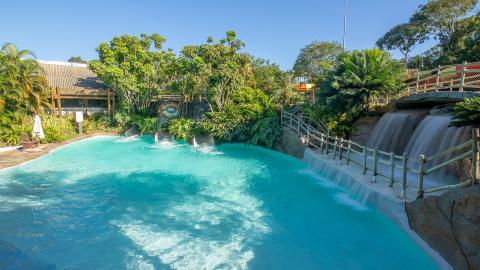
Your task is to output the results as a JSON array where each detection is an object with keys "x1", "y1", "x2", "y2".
[
  {"x1": 281, "y1": 110, "x2": 480, "y2": 200},
  {"x1": 405, "y1": 61, "x2": 480, "y2": 94}
]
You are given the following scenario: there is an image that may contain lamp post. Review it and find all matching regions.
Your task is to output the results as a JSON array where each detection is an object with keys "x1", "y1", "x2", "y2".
[{"x1": 343, "y1": 0, "x2": 348, "y2": 51}]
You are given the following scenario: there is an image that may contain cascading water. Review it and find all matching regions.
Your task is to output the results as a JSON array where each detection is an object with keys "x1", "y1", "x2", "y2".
[
  {"x1": 366, "y1": 111, "x2": 428, "y2": 154},
  {"x1": 192, "y1": 136, "x2": 198, "y2": 148},
  {"x1": 404, "y1": 115, "x2": 471, "y2": 184}
]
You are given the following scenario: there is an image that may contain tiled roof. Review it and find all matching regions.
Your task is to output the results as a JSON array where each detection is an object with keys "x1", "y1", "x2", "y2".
[{"x1": 38, "y1": 60, "x2": 109, "y2": 97}]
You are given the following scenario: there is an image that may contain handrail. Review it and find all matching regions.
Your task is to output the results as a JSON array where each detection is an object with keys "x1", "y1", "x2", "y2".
[
  {"x1": 281, "y1": 110, "x2": 480, "y2": 201},
  {"x1": 405, "y1": 61, "x2": 480, "y2": 95}
]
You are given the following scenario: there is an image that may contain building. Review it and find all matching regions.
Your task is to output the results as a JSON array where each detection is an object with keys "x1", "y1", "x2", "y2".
[{"x1": 38, "y1": 60, "x2": 115, "y2": 115}]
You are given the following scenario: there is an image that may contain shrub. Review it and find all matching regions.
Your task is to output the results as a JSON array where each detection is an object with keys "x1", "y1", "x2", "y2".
[
  {"x1": 451, "y1": 97, "x2": 480, "y2": 127},
  {"x1": 167, "y1": 118, "x2": 196, "y2": 141},
  {"x1": 130, "y1": 115, "x2": 158, "y2": 135}
]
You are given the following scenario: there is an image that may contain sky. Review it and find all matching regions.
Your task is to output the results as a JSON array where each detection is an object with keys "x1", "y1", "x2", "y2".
[{"x1": 1, "y1": 0, "x2": 435, "y2": 70}]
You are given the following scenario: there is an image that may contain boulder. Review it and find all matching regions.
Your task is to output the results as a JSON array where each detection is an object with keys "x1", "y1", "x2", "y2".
[
  {"x1": 124, "y1": 126, "x2": 140, "y2": 137},
  {"x1": 406, "y1": 185, "x2": 480, "y2": 269},
  {"x1": 349, "y1": 116, "x2": 380, "y2": 145}
]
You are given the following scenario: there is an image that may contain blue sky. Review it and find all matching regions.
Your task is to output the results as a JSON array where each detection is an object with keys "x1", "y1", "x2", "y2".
[{"x1": 1, "y1": 0, "x2": 436, "y2": 69}]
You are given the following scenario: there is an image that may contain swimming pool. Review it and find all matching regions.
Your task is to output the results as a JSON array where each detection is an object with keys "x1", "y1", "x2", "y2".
[{"x1": 0, "y1": 136, "x2": 437, "y2": 269}]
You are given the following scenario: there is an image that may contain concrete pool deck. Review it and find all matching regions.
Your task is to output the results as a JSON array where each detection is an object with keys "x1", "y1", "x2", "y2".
[{"x1": 0, "y1": 133, "x2": 116, "y2": 170}]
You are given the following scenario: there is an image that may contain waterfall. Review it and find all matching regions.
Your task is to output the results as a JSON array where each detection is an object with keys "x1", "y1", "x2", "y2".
[
  {"x1": 366, "y1": 111, "x2": 428, "y2": 154},
  {"x1": 404, "y1": 115, "x2": 471, "y2": 184},
  {"x1": 192, "y1": 136, "x2": 198, "y2": 148}
]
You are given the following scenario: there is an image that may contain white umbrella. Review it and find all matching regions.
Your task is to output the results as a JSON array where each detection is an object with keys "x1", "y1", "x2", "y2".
[{"x1": 32, "y1": 115, "x2": 45, "y2": 139}]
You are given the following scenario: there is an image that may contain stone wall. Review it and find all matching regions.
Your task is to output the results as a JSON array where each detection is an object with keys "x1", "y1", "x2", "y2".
[
  {"x1": 349, "y1": 116, "x2": 381, "y2": 145},
  {"x1": 273, "y1": 127, "x2": 306, "y2": 159},
  {"x1": 406, "y1": 185, "x2": 480, "y2": 270}
]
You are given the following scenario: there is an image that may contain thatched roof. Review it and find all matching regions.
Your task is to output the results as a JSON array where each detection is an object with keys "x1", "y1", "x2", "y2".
[{"x1": 38, "y1": 60, "x2": 109, "y2": 97}]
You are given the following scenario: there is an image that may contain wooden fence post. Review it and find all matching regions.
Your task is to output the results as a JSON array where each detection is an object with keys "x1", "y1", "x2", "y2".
[
  {"x1": 460, "y1": 61, "x2": 467, "y2": 92},
  {"x1": 417, "y1": 155, "x2": 426, "y2": 199},
  {"x1": 401, "y1": 153, "x2": 408, "y2": 199},
  {"x1": 372, "y1": 149, "x2": 378, "y2": 183},
  {"x1": 435, "y1": 65, "x2": 441, "y2": 91},
  {"x1": 389, "y1": 152, "x2": 395, "y2": 187},
  {"x1": 362, "y1": 147, "x2": 367, "y2": 175},
  {"x1": 472, "y1": 128, "x2": 479, "y2": 185}
]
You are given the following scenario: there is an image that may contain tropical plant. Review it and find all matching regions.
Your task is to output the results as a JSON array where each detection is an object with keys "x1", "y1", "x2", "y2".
[
  {"x1": 451, "y1": 97, "x2": 480, "y2": 127},
  {"x1": 167, "y1": 117, "x2": 196, "y2": 141},
  {"x1": 309, "y1": 48, "x2": 405, "y2": 137},
  {"x1": 0, "y1": 43, "x2": 50, "y2": 142},
  {"x1": 200, "y1": 87, "x2": 281, "y2": 147},
  {"x1": 130, "y1": 115, "x2": 158, "y2": 135}
]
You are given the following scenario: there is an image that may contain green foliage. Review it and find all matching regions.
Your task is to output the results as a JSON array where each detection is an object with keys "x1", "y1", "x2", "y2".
[
  {"x1": 200, "y1": 87, "x2": 281, "y2": 147},
  {"x1": 0, "y1": 43, "x2": 50, "y2": 136},
  {"x1": 248, "y1": 58, "x2": 287, "y2": 95},
  {"x1": 310, "y1": 48, "x2": 405, "y2": 137},
  {"x1": 376, "y1": 23, "x2": 428, "y2": 63},
  {"x1": 177, "y1": 32, "x2": 252, "y2": 111},
  {"x1": 89, "y1": 34, "x2": 175, "y2": 115},
  {"x1": 293, "y1": 41, "x2": 343, "y2": 83},
  {"x1": 451, "y1": 97, "x2": 480, "y2": 127},
  {"x1": 248, "y1": 112, "x2": 281, "y2": 148},
  {"x1": 67, "y1": 56, "x2": 87, "y2": 64},
  {"x1": 167, "y1": 117, "x2": 196, "y2": 141},
  {"x1": 411, "y1": 0, "x2": 477, "y2": 48},
  {"x1": 130, "y1": 115, "x2": 158, "y2": 135}
]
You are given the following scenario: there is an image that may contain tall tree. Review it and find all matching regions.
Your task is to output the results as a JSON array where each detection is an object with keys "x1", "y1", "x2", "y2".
[
  {"x1": 178, "y1": 31, "x2": 252, "y2": 111},
  {"x1": 376, "y1": 23, "x2": 428, "y2": 63},
  {"x1": 293, "y1": 41, "x2": 343, "y2": 83},
  {"x1": 89, "y1": 34, "x2": 175, "y2": 115},
  {"x1": 248, "y1": 57, "x2": 287, "y2": 95},
  {"x1": 67, "y1": 56, "x2": 87, "y2": 64},
  {"x1": 411, "y1": 0, "x2": 477, "y2": 49}
]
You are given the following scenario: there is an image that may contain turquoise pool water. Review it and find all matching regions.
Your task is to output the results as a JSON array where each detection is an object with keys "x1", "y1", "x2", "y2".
[{"x1": 0, "y1": 136, "x2": 437, "y2": 269}]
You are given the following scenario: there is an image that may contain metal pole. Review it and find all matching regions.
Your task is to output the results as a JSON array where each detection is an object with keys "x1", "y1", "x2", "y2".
[
  {"x1": 346, "y1": 140, "x2": 352, "y2": 165},
  {"x1": 372, "y1": 149, "x2": 378, "y2": 183},
  {"x1": 333, "y1": 137, "x2": 338, "y2": 160},
  {"x1": 460, "y1": 61, "x2": 467, "y2": 92},
  {"x1": 401, "y1": 153, "x2": 408, "y2": 199},
  {"x1": 389, "y1": 152, "x2": 395, "y2": 187},
  {"x1": 472, "y1": 128, "x2": 479, "y2": 185},
  {"x1": 339, "y1": 138, "x2": 344, "y2": 163},
  {"x1": 343, "y1": 0, "x2": 348, "y2": 51},
  {"x1": 417, "y1": 155, "x2": 426, "y2": 199},
  {"x1": 362, "y1": 147, "x2": 367, "y2": 174}
]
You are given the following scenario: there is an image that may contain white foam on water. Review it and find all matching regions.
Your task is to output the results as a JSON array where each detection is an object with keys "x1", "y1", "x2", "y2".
[
  {"x1": 115, "y1": 172, "x2": 269, "y2": 270},
  {"x1": 149, "y1": 139, "x2": 179, "y2": 150},
  {"x1": 333, "y1": 193, "x2": 368, "y2": 211},
  {"x1": 0, "y1": 195, "x2": 57, "y2": 212},
  {"x1": 116, "y1": 223, "x2": 255, "y2": 270},
  {"x1": 125, "y1": 251, "x2": 155, "y2": 270},
  {"x1": 115, "y1": 136, "x2": 140, "y2": 143},
  {"x1": 194, "y1": 144, "x2": 223, "y2": 155},
  {"x1": 296, "y1": 169, "x2": 338, "y2": 189}
]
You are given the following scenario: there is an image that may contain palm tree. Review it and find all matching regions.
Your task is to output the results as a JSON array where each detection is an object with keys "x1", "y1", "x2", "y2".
[{"x1": 0, "y1": 43, "x2": 49, "y2": 113}]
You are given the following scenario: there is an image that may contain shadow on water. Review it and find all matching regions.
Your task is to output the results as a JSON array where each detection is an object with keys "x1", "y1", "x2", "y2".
[{"x1": 0, "y1": 169, "x2": 204, "y2": 269}]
